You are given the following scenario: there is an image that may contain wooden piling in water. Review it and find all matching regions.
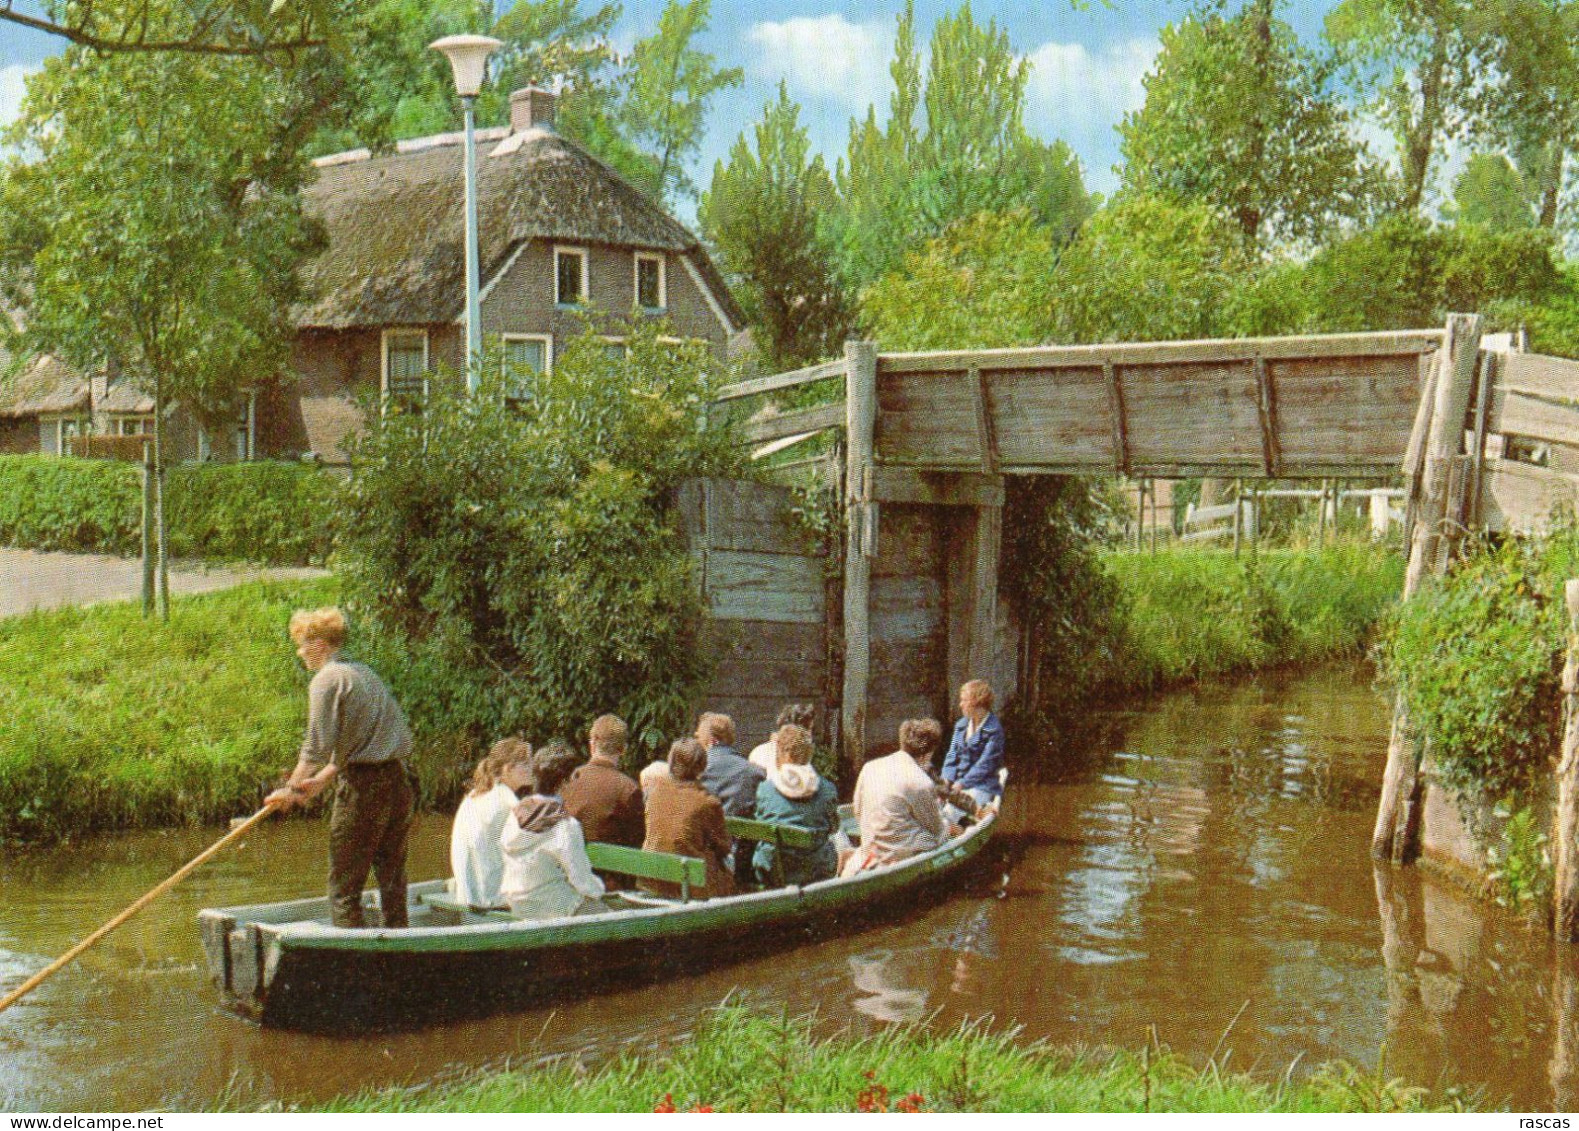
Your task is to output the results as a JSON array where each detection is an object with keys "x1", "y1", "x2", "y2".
[
  {"x1": 1373, "y1": 313, "x2": 1483, "y2": 864},
  {"x1": 840, "y1": 341, "x2": 878, "y2": 779},
  {"x1": 1554, "y1": 579, "x2": 1579, "y2": 939}
]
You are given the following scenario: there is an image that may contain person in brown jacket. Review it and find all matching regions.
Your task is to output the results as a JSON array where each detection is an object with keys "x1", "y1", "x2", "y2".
[
  {"x1": 561, "y1": 714, "x2": 645, "y2": 848},
  {"x1": 641, "y1": 737, "x2": 735, "y2": 900}
]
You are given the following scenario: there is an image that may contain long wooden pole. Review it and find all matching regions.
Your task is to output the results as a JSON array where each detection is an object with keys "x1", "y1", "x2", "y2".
[
  {"x1": 1554, "y1": 578, "x2": 1579, "y2": 939},
  {"x1": 0, "y1": 801, "x2": 280, "y2": 1017}
]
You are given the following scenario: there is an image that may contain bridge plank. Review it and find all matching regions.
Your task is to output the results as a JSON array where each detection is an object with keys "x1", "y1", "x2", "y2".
[
  {"x1": 707, "y1": 550, "x2": 824, "y2": 624},
  {"x1": 1481, "y1": 462, "x2": 1579, "y2": 534},
  {"x1": 1122, "y1": 361, "x2": 1263, "y2": 467},
  {"x1": 1105, "y1": 362, "x2": 1129, "y2": 476},
  {"x1": 1503, "y1": 353, "x2": 1579, "y2": 402},
  {"x1": 1254, "y1": 357, "x2": 1281, "y2": 477},
  {"x1": 1271, "y1": 355, "x2": 1422, "y2": 465},
  {"x1": 703, "y1": 479, "x2": 821, "y2": 556},
  {"x1": 743, "y1": 403, "x2": 844, "y2": 446},
  {"x1": 982, "y1": 366, "x2": 1112, "y2": 469},
  {"x1": 1491, "y1": 387, "x2": 1579, "y2": 448},
  {"x1": 715, "y1": 358, "x2": 845, "y2": 403}
]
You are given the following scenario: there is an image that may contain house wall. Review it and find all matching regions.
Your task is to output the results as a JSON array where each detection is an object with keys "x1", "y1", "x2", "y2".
[
  {"x1": 0, "y1": 417, "x2": 34, "y2": 454},
  {"x1": 480, "y1": 241, "x2": 731, "y2": 351}
]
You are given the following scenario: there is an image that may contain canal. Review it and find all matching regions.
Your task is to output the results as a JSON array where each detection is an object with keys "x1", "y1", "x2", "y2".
[{"x1": 0, "y1": 664, "x2": 1569, "y2": 1110}]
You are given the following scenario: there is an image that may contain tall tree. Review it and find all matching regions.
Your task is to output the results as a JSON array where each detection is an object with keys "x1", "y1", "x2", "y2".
[
  {"x1": 0, "y1": 50, "x2": 319, "y2": 617},
  {"x1": 1446, "y1": 153, "x2": 1536, "y2": 230},
  {"x1": 1123, "y1": 0, "x2": 1381, "y2": 248},
  {"x1": 1465, "y1": 0, "x2": 1579, "y2": 230},
  {"x1": 1326, "y1": 0, "x2": 1477, "y2": 216},
  {"x1": 0, "y1": 0, "x2": 336, "y2": 55},
  {"x1": 618, "y1": 0, "x2": 742, "y2": 205},
  {"x1": 833, "y1": 2, "x2": 1092, "y2": 292},
  {"x1": 700, "y1": 85, "x2": 855, "y2": 370}
]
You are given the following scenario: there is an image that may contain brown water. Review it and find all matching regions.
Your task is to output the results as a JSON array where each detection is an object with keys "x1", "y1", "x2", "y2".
[{"x1": 1, "y1": 663, "x2": 1573, "y2": 1111}]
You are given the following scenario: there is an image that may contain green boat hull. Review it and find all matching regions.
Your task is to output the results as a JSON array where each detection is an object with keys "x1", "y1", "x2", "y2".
[{"x1": 199, "y1": 812, "x2": 998, "y2": 1032}]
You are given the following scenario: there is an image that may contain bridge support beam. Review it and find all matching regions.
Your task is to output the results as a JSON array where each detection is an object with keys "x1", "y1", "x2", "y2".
[
  {"x1": 1373, "y1": 312, "x2": 1482, "y2": 865},
  {"x1": 840, "y1": 341, "x2": 878, "y2": 779}
]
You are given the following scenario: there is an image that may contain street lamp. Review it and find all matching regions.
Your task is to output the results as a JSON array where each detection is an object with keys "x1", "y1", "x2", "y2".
[{"x1": 430, "y1": 33, "x2": 502, "y2": 395}]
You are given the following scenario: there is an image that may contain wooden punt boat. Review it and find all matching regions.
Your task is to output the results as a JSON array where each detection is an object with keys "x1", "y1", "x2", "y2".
[{"x1": 198, "y1": 808, "x2": 999, "y2": 1032}]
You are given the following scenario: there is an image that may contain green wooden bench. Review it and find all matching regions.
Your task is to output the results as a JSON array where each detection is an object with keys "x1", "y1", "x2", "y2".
[
  {"x1": 422, "y1": 844, "x2": 709, "y2": 922},
  {"x1": 586, "y1": 842, "x2": 707, "y2": 902},
  {"x1": 725, "y1": 816, "x2": 825, "y2": 886}
]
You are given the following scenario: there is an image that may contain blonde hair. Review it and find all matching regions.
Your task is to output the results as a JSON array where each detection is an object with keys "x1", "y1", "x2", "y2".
[
  {"x1": 960, "y1": 679, "x2": 995, "y2": 713},
  {"x1": 697, "y1": 712, "x2": 735, "y2": 746},
  {"x1": 590, "y1": 714, "x2": 627, "y2": 757},
  {"x1": 468, "y1": 737, "x2": 532, "y2": 797},
  {"x1": 774, "y1": 724, "x2": 814, "y2": 768},
  {"x1": 289, "y1": 607, "x2": 347, "y2": 649}
]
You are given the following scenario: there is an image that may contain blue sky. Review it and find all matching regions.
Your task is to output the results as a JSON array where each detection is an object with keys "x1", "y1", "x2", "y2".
[{"x1": 0, "y1": 1, "x2": 1354, "y2": 205}]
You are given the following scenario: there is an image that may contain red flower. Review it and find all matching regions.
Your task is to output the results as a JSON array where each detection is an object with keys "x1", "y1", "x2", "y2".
[
  {"x1": 653, "y1": 1094, "x2": 677, "y2": 1113},
  {"x1": 895, "y1": 1092, "x2": 926, "y2": 1113}
]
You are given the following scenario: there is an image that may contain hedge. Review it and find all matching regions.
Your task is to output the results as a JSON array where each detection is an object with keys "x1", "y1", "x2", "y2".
[{"x1": 0, "y1": 454, "x2": 341, "y2": 565}]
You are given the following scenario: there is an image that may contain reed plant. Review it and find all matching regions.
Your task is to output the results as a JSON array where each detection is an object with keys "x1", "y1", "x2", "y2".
[
  {"x1": 1094, "y1": 540, "x2": 1403, "y2": 698},
  {"x1": 294, "y1": 1006, "x2": 1465, "y2": 1113}
]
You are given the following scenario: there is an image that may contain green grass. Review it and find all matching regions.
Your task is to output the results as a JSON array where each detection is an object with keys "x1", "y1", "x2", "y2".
[
  {"x1": 0, "y1": 578, "x2": 337, "y2": 842},
  {"x1": 1097, "y1": 541, "x2": 1404, "y2": 697},
  {"x1": 279, "y1": 1006, "x2": 1468, "y2": 1113}
]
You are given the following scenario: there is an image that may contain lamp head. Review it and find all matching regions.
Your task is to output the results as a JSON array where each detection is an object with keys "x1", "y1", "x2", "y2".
[{"x1": 429, "y1": 34, "x2": 503, "y2": 99}]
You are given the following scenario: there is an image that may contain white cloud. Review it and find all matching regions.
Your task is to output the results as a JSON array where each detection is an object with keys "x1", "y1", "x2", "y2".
[
  {"x1": 745, "y1": 15, "x2": 892, "y2": 117},
  {"x1": 0, "y1": 63, "x2": 37, "y2": 130},
  {"x1": 1024, "y1": 37, "x2": 1156, "y2": 149}
]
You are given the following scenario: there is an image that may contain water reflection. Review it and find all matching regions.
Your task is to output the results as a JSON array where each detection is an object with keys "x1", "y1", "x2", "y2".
[{"x1": 0, "y1": 664, "x2": 1573, "y2": 1110}]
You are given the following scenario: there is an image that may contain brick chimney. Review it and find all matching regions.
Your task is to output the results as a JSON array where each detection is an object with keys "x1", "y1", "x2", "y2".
[{"x1": 510, "y1": 87, "x2": 557, "y2": 133}]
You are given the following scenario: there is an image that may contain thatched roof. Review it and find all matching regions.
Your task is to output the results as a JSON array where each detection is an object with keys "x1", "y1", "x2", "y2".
[
  {"x1": 296, "y1": 125, "x2": 743, "y2": 331},
  {"x1": 0, "y1": 353, "x2": 88, "y2": 419}
]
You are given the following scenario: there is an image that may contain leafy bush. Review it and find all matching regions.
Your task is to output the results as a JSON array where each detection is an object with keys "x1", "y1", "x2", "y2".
[
  {"x1": 1377, "y1": 530, "x2": 1579, "y2": 805},
  {"x1": 0, "y1": 454, "x2": 339, "y2": 564},
  {"x1": 337, "y1": 322, "x2": 742, "y2": 776}
]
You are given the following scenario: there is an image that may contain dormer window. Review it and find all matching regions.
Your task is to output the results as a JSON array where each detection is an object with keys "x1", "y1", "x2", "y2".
[
  {"x1": 555, "y1": 247, "x2": 587, "y2": 307},
  {"x1": 635, "y1": 253, "x2": 665, "y2": 312}
]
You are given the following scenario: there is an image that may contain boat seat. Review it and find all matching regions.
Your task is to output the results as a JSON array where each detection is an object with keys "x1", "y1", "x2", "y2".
[
  {"x1": 725, "y1": 816, "x2": 826, "y2": 886},
  {"x1": 419, "y1": 892, "x2": 516, "y2": 924},
  {"x1": 585, "y1": 842, "x2": 707, "y2": 902}
]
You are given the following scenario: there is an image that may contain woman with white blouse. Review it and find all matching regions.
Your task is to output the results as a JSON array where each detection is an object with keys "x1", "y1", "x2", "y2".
[{"x1": 450, "y1": 737, "x2": 533, "y2": 909}]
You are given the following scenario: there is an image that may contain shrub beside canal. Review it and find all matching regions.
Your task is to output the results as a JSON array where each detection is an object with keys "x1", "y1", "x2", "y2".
[{"x1": 297, "y1": 1007, "x2": 1464, "y2": 1113}]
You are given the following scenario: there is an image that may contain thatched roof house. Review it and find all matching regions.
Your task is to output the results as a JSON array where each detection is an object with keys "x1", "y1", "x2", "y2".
[{"x1": 296, "y1": 107, "x2": 742, "y2": 332}]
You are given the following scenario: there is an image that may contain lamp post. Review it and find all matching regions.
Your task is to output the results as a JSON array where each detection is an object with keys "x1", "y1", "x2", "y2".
[{"x1": 430, "y1": 33, "x2": 502, "y2": 395}]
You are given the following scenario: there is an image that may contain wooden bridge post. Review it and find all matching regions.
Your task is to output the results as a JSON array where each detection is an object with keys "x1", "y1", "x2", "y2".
[
  {"x1": 840, "y1": 341, "x2": 878, "y2": 778},
  {"x1": 1373, "y1": 313, "x2": 1483, "y2": 864},
  {"x1": 1554, "y1": 580, "x2": 1579, "y2": 939}
]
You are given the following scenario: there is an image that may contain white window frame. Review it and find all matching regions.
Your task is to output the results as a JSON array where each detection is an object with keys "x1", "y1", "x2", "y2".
[
  {"x1": 380, "y1": 327, "x2": 430, "y2": 404},
  {"x1": 634, "y1": 252, "x2": 666, "y2": 312},
  {"x1": 195, "y1": 391, "x2": 256, "y2": 462},
  {"x1": 499, "y1": 332, "x2": 553, "y2": 376},
  {"x1": 110, "y1": 415, "x2": 155, "y2": 437},
  {"x1": 43, "y1": 415, "x2": 89, "y2": 457},
  {"x1": 555, "y1": 246, "x2": 589, "y2": 307}
]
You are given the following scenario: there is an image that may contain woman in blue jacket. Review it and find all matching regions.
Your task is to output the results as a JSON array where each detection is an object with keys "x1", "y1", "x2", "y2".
[
  {"x1": 753, "y1": 724, "x2": 840, "y2": 886},
  {"x1": 942, "y1": 679, "x2": 1004, "y2": 809}
]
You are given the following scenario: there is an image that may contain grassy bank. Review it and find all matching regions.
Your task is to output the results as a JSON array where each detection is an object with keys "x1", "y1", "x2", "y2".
[
  {"x1": 0, "y1": 579, "x2": 337, "y2": 842},
  {"x1": 293, "y1": 1006, "x2": 1461, "y2": 1113},
  {"x1": 1094, "y1": 541, "x2": 1404, "y2": 698}
]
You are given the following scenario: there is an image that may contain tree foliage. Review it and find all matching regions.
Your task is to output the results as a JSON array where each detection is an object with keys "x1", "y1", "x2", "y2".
[
  {"x1": 1124, "y1": 0, "x2": 1382, "y2": 248},
  {"x1": 0, "y1": 0, "x2": 338, "y2": 55},
  {"x1": 616, "y1": 0, "x2": 743, "y2": 204},
  {"x1": 700, "y1": 85, "x2": 855, "y2": 371},
  {"x1": 1446, "y1": 153, "x2": 1536, "y2": 231},
  {"x1": 338, "y1": 323, "x2": 742, "y2": 760},
  {"x1": 831, "y1": 1, "x2": 1092, "y2": 292}
]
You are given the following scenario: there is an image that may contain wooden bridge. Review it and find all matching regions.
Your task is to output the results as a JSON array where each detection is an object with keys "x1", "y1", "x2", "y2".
[{"x1": 690, "y1": 317, "x2": 1579, "y2": 782}]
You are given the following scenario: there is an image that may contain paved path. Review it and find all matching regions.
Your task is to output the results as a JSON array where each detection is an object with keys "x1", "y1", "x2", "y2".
[{"x1": 0, "y1": 548, "x2": 330, "y2": 618}]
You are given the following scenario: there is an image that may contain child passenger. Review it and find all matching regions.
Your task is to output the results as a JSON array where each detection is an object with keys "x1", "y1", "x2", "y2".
[{"x1": 500, "y1": 743, "x2": 608, "y2": 919}]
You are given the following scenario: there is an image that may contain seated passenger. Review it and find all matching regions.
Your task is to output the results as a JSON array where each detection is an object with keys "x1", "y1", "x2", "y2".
[
  {"x1": 843, "y1": 718, "x2": 950, "y2": 875},
  {"x1": 500, "y1": 742, "x2": 607, "y2": 919},
  {"x1": 752, "y1": 724, "x2": 839, "y2": 886},
  {"x1": 449, "y1": 737, "x2": 533, "y2": 909},
  {"x1": 942, "y1": 679, "x2": 1005, "y2": 810},
  {"x1": 642, "y1": 738, "x2": 735, "y2": 899},
  {"x1": 748, "y1": 703, "x2": 814, "y2": 775},
  {"x1": 639, "y1": 757, "x2": 672, "y2": 796},
  {"x1": 695, "y1": 712, "x2": 763, "y2": 818},
  {"x1": 561, "y1": 714, "x2": 645, "y2": 848}
]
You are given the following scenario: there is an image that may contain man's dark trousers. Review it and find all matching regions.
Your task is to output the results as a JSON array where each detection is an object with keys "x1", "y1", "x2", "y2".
[{"x1": 327, "y1": 760, "x2": 415, "y2": 928}]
